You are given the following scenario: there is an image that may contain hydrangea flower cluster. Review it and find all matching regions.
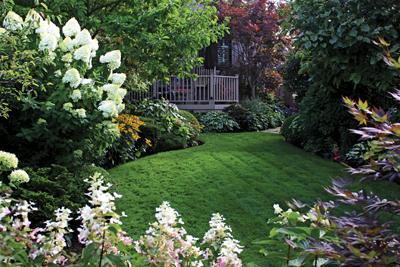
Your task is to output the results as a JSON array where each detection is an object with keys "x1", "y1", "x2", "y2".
[
  {"x1": 77, "y1": 172, "x2": 132, "y2": 253},
  {"x1": 0, "y1": 188, "x2": 37, "y2": 263},
  {"x1": 0, "y1": 151, "x2": 18, "y2": 171},
  {"x1": 0, "y1": 150, "x2": 29, "y2": 185},
  {"x1": 2, "y1": 9, "x2": 127, "y2": 134},
  {"x1": 136, "y1": 203, "x2": 243, "y2": 267},
  {"x1": 32, "y1": 207, "x2": 73, "y2": 265},
  {"x1": 135, "y1": 201, "x2": 203, "y2": 266},
  {"x1": 202, "y1": 213, "x2": 243, "y2": 267},
  {"x1": 0, "y1": 151, "x2": 243, "y2": 266}
]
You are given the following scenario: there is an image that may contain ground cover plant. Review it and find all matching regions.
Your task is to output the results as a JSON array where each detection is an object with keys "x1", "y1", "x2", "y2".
[{"x1": 198, "y1": 111, "x2": 240, "y2": 133}]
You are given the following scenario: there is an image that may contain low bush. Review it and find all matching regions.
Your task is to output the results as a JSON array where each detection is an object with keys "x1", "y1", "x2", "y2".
[
  {"x1": 178, "y1": 110, "x2": 203, "y2": 136},
  {"x1": 103, "y1": 114, "x2": 150, "y2": 167},
  {"x1": 224, "y1": 103, "x2": 251, "y2": 130},
  {"x1": 198, "y1": 111, "x2": 240, "y2": 132},
  {"x1": 242, "y1": 98, "x2": 285, "y2": 130},
  {"x1": 128, "y1": 99, "x2": 201, "y2": 153},
  {"x1": 280, "y1": 115, "x2": 305, "y2": 147},
  {"x1": 12, "y1": 164, "x2": 109, "y2": 227}
]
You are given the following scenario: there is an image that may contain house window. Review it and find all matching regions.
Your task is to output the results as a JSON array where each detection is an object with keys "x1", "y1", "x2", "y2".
[{"x1": 217, "y1": 39, "x2": 232, "y2": 66}]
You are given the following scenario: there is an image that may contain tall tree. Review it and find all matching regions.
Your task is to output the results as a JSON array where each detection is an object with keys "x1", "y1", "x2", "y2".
[
  {"x1": 10, "y1": 0, "x2": 227, "y2": 89},
  {"x1": 218, "y1": 0, "x2": 284, "y2": 98},
  {"x1": 283, "y1": 0, "x2": 400, "y2": 155}
]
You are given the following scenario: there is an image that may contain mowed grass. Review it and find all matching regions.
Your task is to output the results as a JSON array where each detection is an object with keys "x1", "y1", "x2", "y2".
[{"x1": 109, "y1": 132, "x2": 399, "y2": 266}]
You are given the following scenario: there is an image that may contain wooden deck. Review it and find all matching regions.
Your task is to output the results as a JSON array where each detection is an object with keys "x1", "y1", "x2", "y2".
[{"x1": 126, "y1": 68, "x2": 239, "y2": 111}]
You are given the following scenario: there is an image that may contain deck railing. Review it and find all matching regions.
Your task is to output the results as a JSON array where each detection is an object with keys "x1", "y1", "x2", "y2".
[{"x1": 126, "y1": 70, "x2": 239, "y2": 110}]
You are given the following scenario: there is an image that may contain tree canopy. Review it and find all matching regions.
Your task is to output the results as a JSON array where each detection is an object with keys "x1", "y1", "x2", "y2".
[{"x1": 9, "y1": 0, "x2": 227, "y2": 89}]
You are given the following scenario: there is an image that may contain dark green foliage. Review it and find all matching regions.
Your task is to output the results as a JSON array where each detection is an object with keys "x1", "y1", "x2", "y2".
[
  {"x1": 345, "y1": 142, "x2": 369, "y2": 166},
  {"x1": 12, "y1": 165, "x2": 109, "y2": 226},
  {"x1": 281, "y1": 52, "x2": 309, "y2": 104},
  {"x1": 280, "y1": 115, "x2": 305, "y2": 147},
  {"x1": 223, "y1": 103, "x2": 251, "y2": 130},
  {"x1": 198, "y1": 111, "x2": 240, "y2": 132},
  {"x1": 129, "y1": 99, "x2": 201, "y2": 153},
  {"x1": 139, "y1": 117, "x2": 194, "y2": 153},
  {"x1": 241, "y1": 98, "x2": 284, "y2": 130},
  {"x1": 284, "y1": 0, "x2": 400, "y2": 155},
  {"x1": 178, "y1": 110, "x2": 203, "y2": 137}
]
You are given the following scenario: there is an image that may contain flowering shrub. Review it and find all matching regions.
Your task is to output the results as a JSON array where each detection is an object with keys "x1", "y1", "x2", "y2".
[
  {"x1": 136, "y1": 203, "x2": 243, "y2": 267},
  {"x1": 0, "y1": 10, "x2": 127, "y2": 166},
  {"x1": 0, "y1": 150, "x2": 243, "y2": 266},
  {"x1": 104, "y1": 114, "x2": 151, "y2": 167},
  {"x1": 130, "y1": 99, "x2": 201, "y2": 153}
]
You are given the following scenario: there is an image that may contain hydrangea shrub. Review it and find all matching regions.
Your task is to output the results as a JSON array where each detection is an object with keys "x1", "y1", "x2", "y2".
[
  {"x1": 0, "y1": 150, "x2": 244, "y2": 266},
  {"x1": 0, "y1": 10, "x2": 127, "y2": 166}
]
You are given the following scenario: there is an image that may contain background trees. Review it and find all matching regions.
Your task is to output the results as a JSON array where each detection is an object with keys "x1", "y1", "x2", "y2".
[
  {"x1": 218, "y1": 0, "x2": 285, "y2": 98},
  {"x1": 282, "y1": 0, "x2": 400, "y2": 155},
  {"x1": 9, "y1": 0, "x2": 226, "y2": 89}
]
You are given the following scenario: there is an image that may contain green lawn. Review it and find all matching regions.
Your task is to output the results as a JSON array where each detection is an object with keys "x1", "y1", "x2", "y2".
[{"x1": 109, "y1": 132, "x2": 398, "y2": 266}]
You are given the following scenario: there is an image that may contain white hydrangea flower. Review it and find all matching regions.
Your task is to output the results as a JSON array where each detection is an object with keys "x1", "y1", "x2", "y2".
[
  {"x1": 98, "y1": 100, "x2": 118, "y2": 118},
  {"x1": 117, "y1": 103, "x2": 125, "y2": 113},
  {"x1": 217, "y1": 238, "x2": 243, "y2": 266},
  {"x1": 54, "y1": 70, "x2": 62, "y2": 77},
  {"x1": 81, "y1": 78, "x2": 93, "y2": 86},
  {"x1": 60, "y1": 37, "x2": 74, "y2": 52},
  {"x1": 37, "y1": 118, "x2": 47, "y2": 125},
  {"x1": 61, "y1": 53, "x2": 73, "y2": 63},
  {"x1": 75, "y1": 29, "x2": 92, "y2": 46},
  {"x1": 273, "y1": 204, "x2": 283, "y2": 214},
  {"x1": 100, "y1": 50, "x2": 121, "y2": 70},
  {"x1": 9, "y1": 169, "x2": 30, "y2": 184},
  {"x1": 62, "y1": 68, "x2": 81, "y2": 88},
  {"x1": 89, "y1": 38, "x2": 99, "y2": 52},
  {"x1": 71, "y1": 90, "x2": 82, "y2": 102},
  {"x1": 106, "y1": 91, "x2": 123, "y2": 104},
  {"x1": 63, "y1": 102, "x2": 73, "y2": 111},
  {"x1": 38, "y1": 33, "x2": 58, "y2": 51},
  {"x1": 155, "y1": 201, "x2": 180, "y2": 226},
  {"x1": 117, "y1": 88, "x2": 127, "y2": 99},
  {"x1": 36, "y1": 20, "x2": 60, "y2": 40},
  {"x1": 74, "y1": 108, "x2": 86, "y2": 119},
  {"x1": 62, "y1": 17, "x2": 81, "y2": 37},
  {"x1": 0, "y1": 151, "x2": 18, "y2": 171},
  {"x1": 73, "y1": 44, "x2": 91, "y2": 64},
  {"x1": 3, "y1": 11, "x2": 24, "y2": 31},
  {"x1": 108, "y1": 73, "x2": 126, "y2": 86},
  {"x1": 101, "y1": 84, "x2": 120, "y2": 93},
  {"x1": 0, "y1": 27, "x2": 6, "y2": 34},
  {"x1": 24, "y1": 9, "x2": 42, "y2": 28}
]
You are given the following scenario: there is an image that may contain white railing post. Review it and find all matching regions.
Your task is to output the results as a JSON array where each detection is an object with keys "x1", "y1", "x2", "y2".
[
  {"x1": 210, "y1": 73, "x2": 215, "y2": 108},
  {"x1": 235, "y1": 75, "x2": 239, "y2": 102}
]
